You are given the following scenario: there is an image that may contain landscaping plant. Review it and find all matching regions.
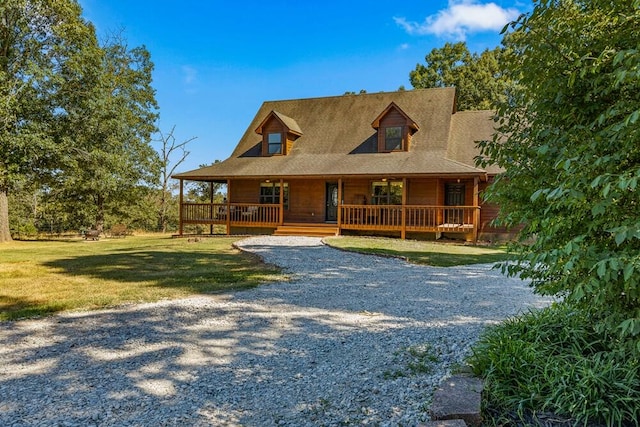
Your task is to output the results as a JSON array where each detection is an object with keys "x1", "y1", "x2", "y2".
[
  {"x1": 469, "y1": 304, "x2": 640, "y2": 426},
  {"x1": 474, "y1": 0, "x2": 640, "y2": 424}
]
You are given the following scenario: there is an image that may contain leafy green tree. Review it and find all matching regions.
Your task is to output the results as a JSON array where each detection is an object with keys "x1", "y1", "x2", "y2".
[
  {"x1": 478, "y1": 0, "x2": 640, "y2": 344},
  {"x1": 185, "y1": 162, "x2": 225, "y2": 203},
  {"x1": 0, "y1": 0, "x2": 97, "y2": 242},
  {"x1": 410, "y1": 41, "x2": 511, "y2": 110},
  {"x1": 57, "y1": 35, "x2": 160, "y2": 232}
]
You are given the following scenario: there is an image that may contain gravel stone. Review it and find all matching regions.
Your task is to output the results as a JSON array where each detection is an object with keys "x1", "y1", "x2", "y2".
[{"x1": 0, "y1": 236, "x2": 551, "y2": 426}]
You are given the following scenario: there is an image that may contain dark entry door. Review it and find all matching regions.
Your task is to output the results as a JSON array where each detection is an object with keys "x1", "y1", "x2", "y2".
[
  {"x1": 325, "y1": 182, "x2": 339, "y2": 222},
  {"x1": 445, "y1": 183, "x2": 465, "y2": 224}
]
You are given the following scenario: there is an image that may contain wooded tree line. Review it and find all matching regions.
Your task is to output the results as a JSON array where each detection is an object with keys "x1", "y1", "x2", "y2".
[{"x1": 0, "y1": 0, "x2": 212, "y2": 242}]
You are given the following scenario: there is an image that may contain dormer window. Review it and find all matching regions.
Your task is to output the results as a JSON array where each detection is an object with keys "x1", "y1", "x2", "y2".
[
  {"x1": 385, "y1": 126, "x2": 403, "y2": 151},
  {"x1": 371, "y1": 102, "x2": 419, "y2": 153},
  {"x1": 268, "y1": 133, "x2": 282, "y2": 154},
  {"x1": 256, "y1": 110, "x2": 303, "y2": 156}
]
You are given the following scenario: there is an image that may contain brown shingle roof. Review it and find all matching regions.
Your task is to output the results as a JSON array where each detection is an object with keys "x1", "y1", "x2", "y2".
[
  {"x1": 447, "y1": 110, "x2": 503, "y2": 175},
  {"x1": 173, "y1": 88, "x2": 498, "y2": 180},
  {"x1": 255, "y1": 110, "x2": 303, "y2": 136}
]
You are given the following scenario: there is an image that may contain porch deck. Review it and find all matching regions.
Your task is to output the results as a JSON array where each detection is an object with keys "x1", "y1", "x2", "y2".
[{"x1": 180, "y1": 202, "x2": 479, "y2": 239}]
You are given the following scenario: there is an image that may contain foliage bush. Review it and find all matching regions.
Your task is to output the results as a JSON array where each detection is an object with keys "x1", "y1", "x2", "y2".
[
  {"x1": 478, "y1": 0, "x2": 640, "y2": 348},
  {"x1": 469, "y1": 303, "x2": 640, "y2": 426}
]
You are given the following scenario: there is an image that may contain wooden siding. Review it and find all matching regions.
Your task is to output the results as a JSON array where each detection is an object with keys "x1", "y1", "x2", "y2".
[
  {"x1": 343, "y1": 179, "x2": 371, "y2": 205},
  {"x1": 230, "y1": 180, "x2": 260, "y2": 204},
  {"x1": 259, "y1": 116, "x2": 298, "y2": 156},
  {"x1": 406, "y1": 178, "x2": 438, "y2": 205},
  {"x1": 478, "y1": 180, "x2": 510, "y2": 235},
  {"x1": 377, "y1": 108, "x2": 409, "y2": 152},
  {"x1": 286, "y1": 179, "x2": 326, "y2": 223},
  {"x1": 261, "y1": 117, "x2": 285, "y2": 156}
]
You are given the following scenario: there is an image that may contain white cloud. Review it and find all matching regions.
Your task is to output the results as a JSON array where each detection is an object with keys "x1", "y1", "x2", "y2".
[
  {"x1": 181, "y1": 65, "x2": 197, "y2": 85},
  {"x1": 394, "y1": 0, "x2": 520, "y2": 40}
]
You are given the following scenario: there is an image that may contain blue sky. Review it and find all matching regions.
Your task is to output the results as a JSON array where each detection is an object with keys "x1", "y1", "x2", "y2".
[{"x1": 78, "y1": 0, "x2": 528, "y2": 174}]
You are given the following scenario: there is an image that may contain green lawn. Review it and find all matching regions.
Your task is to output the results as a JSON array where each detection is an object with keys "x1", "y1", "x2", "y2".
[
  {"x1": 0, "y1": 235, "x2": 284, "y2": 321},
  {"x1": 324, "y1": 236, "x2": 511, "y2": 267},
  {"x1": 1, "y1": 234, "x2": 511, "y2": 321}
]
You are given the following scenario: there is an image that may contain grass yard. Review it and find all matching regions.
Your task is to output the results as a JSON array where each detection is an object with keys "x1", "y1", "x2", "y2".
[
  {"x1": 324, "y1": 236, "x2": 511, "y2": 267},
  {"x1": 0, "y1": 235, "x2": 284, "y2": 321},
  {"x1": 1, "y1": 234, "x2": 511, "y2": 321}
]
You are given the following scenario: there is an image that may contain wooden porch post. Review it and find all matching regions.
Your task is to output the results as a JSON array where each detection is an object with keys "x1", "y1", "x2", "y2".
[
  {"x1": 473, "y1": 176, "x2": 480, "y2": 242},
  {"x1": 209, "y1": 181, "x2": 214, "y2": 235},
  {"x1": 179, "y1": 179, "x2": 184, "y2": 236},
  {"x1": 226, "y1": 179, "x2": 231, "y2": 235},
  {"x1": 279, "y1": 178, "x2": 284, "y2": 225},
  {"x1": 337, "y1": 178, "x2": 343, "y2": 235},
  {"x1": 401, "y1": 177, "x2": 407, "y2": 239}
]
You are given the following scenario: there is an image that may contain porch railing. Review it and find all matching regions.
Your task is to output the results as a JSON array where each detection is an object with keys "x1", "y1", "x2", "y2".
[
  {"x1": 181, "y1": 203, "x2": 477, "y2": 234},
  {"x1": 181, "y1": 203, "x2": 280, "y2": 226},
  {"x1": 340, "y1": 205, "x2": 478, "y2": 233}
]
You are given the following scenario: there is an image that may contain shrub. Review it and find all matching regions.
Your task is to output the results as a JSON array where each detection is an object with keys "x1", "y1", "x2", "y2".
[{"x1": 469, "y1": 303, "x2": 640, "y2": 426}]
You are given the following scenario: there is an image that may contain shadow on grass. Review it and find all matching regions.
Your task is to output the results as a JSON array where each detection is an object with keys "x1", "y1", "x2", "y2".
[
  {"x1": 1, "y1": 250, "x2": 280, "y2": 320},
  {"x1": 45, "y1": 250, "x2": 273, "y2": 287},
  {"x1": 0, "y1": 295, "x2": 66, "y2": 320}
]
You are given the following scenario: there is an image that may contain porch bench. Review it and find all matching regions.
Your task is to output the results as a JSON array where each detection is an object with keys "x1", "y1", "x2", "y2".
[{"x1": 108, "y1": 224, "x2": 129, "y2": 238}]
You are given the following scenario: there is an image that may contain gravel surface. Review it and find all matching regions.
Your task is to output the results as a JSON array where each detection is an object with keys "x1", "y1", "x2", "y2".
[{"x1": 0, "y1": 236, "x2": 551, "y2": 427}]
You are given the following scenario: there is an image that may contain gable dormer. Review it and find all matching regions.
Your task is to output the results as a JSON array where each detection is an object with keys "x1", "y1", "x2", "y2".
[
  {"x1": 255, "y1": 110, "x2": 303, "y2": 156},
  {"x1": 371, "y1": 102, "x2": 419, "y2": 152}
]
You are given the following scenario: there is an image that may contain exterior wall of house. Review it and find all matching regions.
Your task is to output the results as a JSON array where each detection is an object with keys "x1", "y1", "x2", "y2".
[
  {"x1": 286, "y1": 179, "x2": 326, "y2": 223},
  {"x1": 223, "y1": 177, "x2": 511, "y2": 241},
  {"x1": 230, "y1": 180, "x2": 260, "y2": 204},
  {"x1": 377, "y1": 109, "x2": 410, "y2": 152},
  {"x1": 230, "y1": 178, "x2": 479, "y2": 208},
  {"x1": 406, "y1": 178, "x2": 438, "y2": 205},
  {"x1": 477, "y1": 180, "x2": 514, "y2": 240},
  {"x1": 343, "y1": 179, "x2": 371, "y2": 204},
  {"x1": 260, "y1": 117, "x2": 295, "y2": 156}
]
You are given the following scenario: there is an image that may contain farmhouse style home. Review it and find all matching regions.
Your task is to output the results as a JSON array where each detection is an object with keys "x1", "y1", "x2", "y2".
[{"x1": 173, "y1": 87, "x2": 507, "y2": 241}]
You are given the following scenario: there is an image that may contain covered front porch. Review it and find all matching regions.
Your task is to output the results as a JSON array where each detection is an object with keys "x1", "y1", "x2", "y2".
[
  {"x1": 180, "y1": 202, "x2": 478, "y2": 238},
  {"x1": 177, "y1": 176, "x2": 485, "y2": 241}
]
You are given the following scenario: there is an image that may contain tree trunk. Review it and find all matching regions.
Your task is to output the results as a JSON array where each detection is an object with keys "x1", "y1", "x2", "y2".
[
  {"x1": 96, "y1": 194, "x2": 105, "y2": 232},
  {"x1": 0, "y1": 188, "x2": 13, "y2": 242},
  {"x1": 159, "y1": 189, "x2": 167, "y2": 233}
]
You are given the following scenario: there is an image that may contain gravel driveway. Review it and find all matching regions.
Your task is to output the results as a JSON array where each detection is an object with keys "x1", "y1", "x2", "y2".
[{"x1": 0, "y1": 236, "x2": 550, "y2": 426}]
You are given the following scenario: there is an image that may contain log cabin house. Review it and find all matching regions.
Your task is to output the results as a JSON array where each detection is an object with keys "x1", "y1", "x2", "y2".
[{"x1": 172, "y1": 87, "x2": 507, "y2": 241}]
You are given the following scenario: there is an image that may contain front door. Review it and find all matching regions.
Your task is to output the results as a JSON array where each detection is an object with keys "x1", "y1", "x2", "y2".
[
  {"x1": 325, "y1": 182, "x2": 339, "y2": 222},
  {"x1": 445, "y1": 183, "x2": 465, "y2": 224}
]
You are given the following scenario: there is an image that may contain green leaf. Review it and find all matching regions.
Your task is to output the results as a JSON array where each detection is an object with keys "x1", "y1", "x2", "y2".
[
  {"x1": 564, "y1": 241, "x2": 574, "y2": 255},
  {"x1": 597, "y1": 261, "x2": 607, "y2": 278},
  {"x1": 531, "y1": 189, "x2": 545, "y2": 202},
  {"x1": 591, "y1": 203, "x2": 606, "y2": 217}
]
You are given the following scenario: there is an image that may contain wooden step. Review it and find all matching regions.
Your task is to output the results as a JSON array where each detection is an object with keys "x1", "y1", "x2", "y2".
[{"x1": 274, "y1": 223, "x2": 338, "y2": 237}]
